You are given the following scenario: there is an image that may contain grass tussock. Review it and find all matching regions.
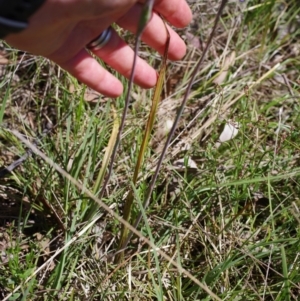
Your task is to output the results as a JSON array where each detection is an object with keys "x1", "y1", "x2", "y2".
[{"x1": 1, "y1": 0, "x2": 300, "y2": 300}]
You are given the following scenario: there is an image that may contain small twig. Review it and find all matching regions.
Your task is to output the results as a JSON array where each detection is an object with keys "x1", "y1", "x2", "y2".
[
  {"x1": 282, "y1": 74, "x2": 294, "y2": 97},
  {"x1": 0, "y1": 148, "x2": 33, "y2": 177}
]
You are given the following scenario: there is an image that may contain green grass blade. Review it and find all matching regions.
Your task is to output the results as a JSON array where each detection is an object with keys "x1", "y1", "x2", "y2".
[
  {"x1": 93, "y1": 106, "x2": 119, "y2": 196},
  {"x1": 279, "y1": 246, "x2": 290, "y2": 301},
  {"x1": 84, "y1": 106, "x2": 119, "y2": 221},
  {"x1": 115, "y1": 20, "x2": 170, "y2": 263}
]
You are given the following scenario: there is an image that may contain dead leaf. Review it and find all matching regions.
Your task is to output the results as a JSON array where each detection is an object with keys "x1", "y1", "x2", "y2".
[
  {"x1": 174, "y1": 157, "x2": 198, "y2": 170},
  {"x1": 215, "y1": 120, "x2": 240, "y2": 148},
  {"x1": 213, "y1": 51, "x2": 236, "y2": 85},
  {"x1": 0, "y1": 51, "x2": 9, "y2": 65},
  {"x1": 84, "y1": 88, "x2": 101, "y2": 102},
  {"x1": 69, "y1": 84, "x2": 75, "y2": 93}
]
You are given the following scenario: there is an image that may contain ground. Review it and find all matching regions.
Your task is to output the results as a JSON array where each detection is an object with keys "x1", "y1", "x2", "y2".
[{"x1": 0, "y1": 0, "x2": 300, "y2": 300}]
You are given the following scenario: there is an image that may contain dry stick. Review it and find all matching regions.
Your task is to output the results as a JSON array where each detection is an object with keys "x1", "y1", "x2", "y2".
[
  {"x1": 126, "y1": 0, "x2": 229, "y2": 246},
  {"x1": 6, "y1": 130, "x2": 222, "y2": 301},
  {"x1": 97, "y1": 0, "x2": 154, "y2": 201}
]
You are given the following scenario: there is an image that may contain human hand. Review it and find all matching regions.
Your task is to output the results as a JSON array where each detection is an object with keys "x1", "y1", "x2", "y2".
[{"x1": 4, "y1": 0, "x2": 192, "y2": 97}]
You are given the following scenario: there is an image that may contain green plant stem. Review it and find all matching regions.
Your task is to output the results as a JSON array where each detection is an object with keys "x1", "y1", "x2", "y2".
[
  {"x1": 127, "y1": 0, "x2": 229, "y2": 244},
  {"x1": 97, "y1": 0, "x2": 154, "y2": 202}
]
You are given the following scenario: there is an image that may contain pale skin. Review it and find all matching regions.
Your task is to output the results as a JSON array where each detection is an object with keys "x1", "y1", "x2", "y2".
[{"x1": 4, "y1": 0, "x2": 192, "y2": 97}]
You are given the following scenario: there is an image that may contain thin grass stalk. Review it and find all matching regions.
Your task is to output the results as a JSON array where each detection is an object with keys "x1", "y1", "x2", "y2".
[
  {"x1": 84, "y1": 106, "x2": 119, "y2": 221},
  {"x1": 97, "y1": 0, "x2": 155, "y2": 202},
  {"x1": 115, "y1": 21, "x2": 170, "y2": 263},
  {"x1": 93, "y1": 106, "x2": 119, "y2": 195},
  {"x1": 280, "y1": 246, "x2": 290, "y2": 301},
  {"x1": 7, "y1": 129, "x2": 222, "y2": 301},
  {"x1": 128, "y1": 0, "x2": 229, "y2": 244}
]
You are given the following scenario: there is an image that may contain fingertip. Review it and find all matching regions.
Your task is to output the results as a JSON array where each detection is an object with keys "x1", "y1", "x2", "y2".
[
  {"x1": 174, "y1": 2, "x2": 193, "y2": 28},
  {"x1": 137, "y1": 67, "x2": 158, "y2": 88},
  {"x1": 93, "y1": 70, "x2": 124, "y2": 97},
  {"x1": 168, "y1": 37, "x2": 187, "y2": 61},
  {"x1": 155, "y1": 0, "x2": 193, "y2": 28},
  {"x1": 100, "y1": 79, "x2": 124, "y2": 98},
  {"x1": 58, "y1": 50, "x2": 124, "y2": 98}
]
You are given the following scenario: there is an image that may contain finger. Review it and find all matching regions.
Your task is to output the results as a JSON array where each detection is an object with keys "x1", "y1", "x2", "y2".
[
  {"x1": 58, "y1": 49, "x2": 124, "y2": 97},
  {"x1": 117, "y1": 6, "x2": 187, "y2": 60},
  {"x1": 90, "y1": 28, "x2": 158, "y2": 89},
  {"x1": 153, "y1": 0, "x2": 192, "y2": 28}
]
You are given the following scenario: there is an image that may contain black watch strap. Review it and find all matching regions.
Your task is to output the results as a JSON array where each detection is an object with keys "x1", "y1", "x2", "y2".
[{"x1": 0, "y1": 0, "x2": 46, "y2": 38}]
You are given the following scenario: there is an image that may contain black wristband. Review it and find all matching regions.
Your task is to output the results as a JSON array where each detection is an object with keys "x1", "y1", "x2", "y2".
[{"x1": 0, "y1": 0, "x2": 46, "y2": 38}]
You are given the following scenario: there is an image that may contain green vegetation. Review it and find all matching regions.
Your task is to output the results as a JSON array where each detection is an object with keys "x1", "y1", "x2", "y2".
[{"x1": 0, "y1": 0, "x2": 300, "y2": 300}]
